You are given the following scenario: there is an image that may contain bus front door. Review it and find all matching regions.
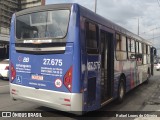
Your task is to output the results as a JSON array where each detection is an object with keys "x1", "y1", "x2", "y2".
[{"x1": 100, "y1": 30, "x2": 113, "y2": 104}]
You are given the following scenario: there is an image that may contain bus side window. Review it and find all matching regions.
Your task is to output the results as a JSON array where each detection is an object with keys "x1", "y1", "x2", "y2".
[
  {"x1": 127, "y1": 38, "x2": 135, "y2": 60},
  {"x1": 136, "y1": 42, "x2": 143, "y2": 65},
  {"x1": 136, "y1": 41, "x2": 139, "y2": 54},
  {"x1": 147, "y1": 46, "x2": 151, "y2": 64},
  {"x1": 85, "y1": 21, "x2": 99, "y2": 54},
  {"x1": 143, "y1": 43, "x2": 147, "y2": 65},
  {"x1": 116, "y1": 34, "x2": 127, "y2": 60}
]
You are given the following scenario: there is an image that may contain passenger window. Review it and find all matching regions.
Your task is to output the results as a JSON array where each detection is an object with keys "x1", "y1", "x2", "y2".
[
  {"x1": 116, "y1": 34, "x2": 121, "y2": 50},
  {"x1": 143, "y1": 43, "x2": 147, "y2": 64},
  {"x1": 139, "y1": 42, "x2": 142, "y2": 53},
  {"x1": 147, "y1": 46, "x2": 151, "y2": 64},
  {"x1": 116, "y1": 34, "x2": 126, "y2": 51},
  {"x1": 143, "y1": 54, "x2": 147, "y2": 64},
  {"x1": 127, "y1": 38, "x2": 131, "y2": 52},
  {"x1": 131, "y1": 39, "x2": 135, "y2": 53},
  {"x1": 143, "y1": 44, "x2": 146, "y2": 54},
  {"x1": 86, "y1": 22, "x2": 98, "y2": 54},
  {"x1": 148, "y1": 46, "x2": 150, "y2": 55},
  {"x1": 136, "y1": 41, "x2": 139, "y2": 53},
  {"x1": 127, "y1": 38, "x2": 136, "y2": 60},
  {"x1": 116, "y1": 34, "x2": 127, "y2": 60},
  {"x1": 146, "y1": 45, "x2": 148, "y2": 54},
  {"x1": 136, "y1": 42, "x2": 143, "y2": 65}
]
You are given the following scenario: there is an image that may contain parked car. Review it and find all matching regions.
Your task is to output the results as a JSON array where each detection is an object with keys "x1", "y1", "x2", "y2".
[
  {"x1": 154, "y1": 62, "x2": 160, "y2": 71},
  {"x1": 0, "y1": 59, "x2": 9, "y2": 79}
]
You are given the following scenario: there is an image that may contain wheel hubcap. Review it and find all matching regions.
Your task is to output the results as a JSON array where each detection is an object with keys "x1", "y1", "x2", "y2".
[{"x1": 120, "y1": 83, "x2": 124, "y2": 98}]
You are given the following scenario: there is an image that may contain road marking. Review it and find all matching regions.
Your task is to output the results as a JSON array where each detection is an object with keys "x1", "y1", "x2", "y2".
[{"x1": 0, "y1": 85, "x2": 9, "y2": 88}]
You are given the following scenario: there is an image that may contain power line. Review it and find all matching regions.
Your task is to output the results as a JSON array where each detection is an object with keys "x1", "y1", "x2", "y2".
[
  {"x1": 148, "y1": 35, "x2": 160, "y2": 40},
  {"x1": 139, "y1": 26, "x2": 160, "y2": 35}
]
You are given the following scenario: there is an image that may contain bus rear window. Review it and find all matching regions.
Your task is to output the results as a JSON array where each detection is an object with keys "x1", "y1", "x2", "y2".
[{"x1": 16, "y1": 10, "x2": 70, "y2": 40}]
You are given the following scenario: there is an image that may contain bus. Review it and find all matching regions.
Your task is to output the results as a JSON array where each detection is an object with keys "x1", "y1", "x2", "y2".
[{"x1": 9, "y1": 3, "x2": 156, "y2": 114}]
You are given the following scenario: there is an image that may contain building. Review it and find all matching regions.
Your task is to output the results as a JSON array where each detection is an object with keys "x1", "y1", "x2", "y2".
[
  {"x1": 0, "y1": 0, "x2": 45, "y2": 42},
  {"x1": 20, "y1": 0, "x2": 45, "y2": 9},
  {"x1": 0, "y1": 0, "x2": 20, "y2": 35}
]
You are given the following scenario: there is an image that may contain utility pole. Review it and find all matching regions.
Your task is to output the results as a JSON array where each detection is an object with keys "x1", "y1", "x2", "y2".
[
  {"x1": 138, "y1": 18, "x2": 139, "y2": 36},
  {"x1": 95, "y1": 0, "x2": 97, "y2": 13},
  {"x1": 153, "y1": 29, "x2": 154, "y2": 45}
]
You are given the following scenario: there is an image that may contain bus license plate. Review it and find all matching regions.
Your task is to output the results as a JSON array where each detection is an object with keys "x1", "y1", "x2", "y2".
[{"x1": 31, "y1": 74, "x2": 43, "y2": 80}]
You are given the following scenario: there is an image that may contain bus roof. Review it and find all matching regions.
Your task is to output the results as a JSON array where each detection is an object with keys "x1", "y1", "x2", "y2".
[{"x1": 15, "y1": 3, "x2": 73, "y2": 16}]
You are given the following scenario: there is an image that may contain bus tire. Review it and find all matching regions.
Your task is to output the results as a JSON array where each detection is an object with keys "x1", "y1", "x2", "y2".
[
  {"x1": 117, "y1": 78, "x2": 125, "y2": 103},
  {"x1": 145, "y1": 69, "x2": 150, "y2": 84},
  {"x1": 145, "y1": 78, "x2": 149, "y2": 84}
]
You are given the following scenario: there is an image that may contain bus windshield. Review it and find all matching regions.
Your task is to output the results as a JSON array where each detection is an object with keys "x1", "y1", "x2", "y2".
[{"x1": 16, "y1": 10, "x2": 70, "y2": 40}]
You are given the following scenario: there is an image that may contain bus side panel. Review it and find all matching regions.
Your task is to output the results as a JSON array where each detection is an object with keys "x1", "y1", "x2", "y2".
[
  {"x1": 114, "y1": 60, "x2": 137, "y2": 97},
  {"x1": 80, "y1": 17, "x2": 87, "y2": 111},
  {"x1": 80, "y1": 17, "x2": 101, "y2": 112},
  {"x1": 68, "y1": 5, "x2": 83, "y2": 111},
  {"x1": 125, "y1": 61, "x2": 137, "y2": 91},
  {"x1": 68, "y1": 4, "x2": 81, "y2": 93},
  {"x1": 114, "y1": 60, "x2": 149, "y2": 99}
]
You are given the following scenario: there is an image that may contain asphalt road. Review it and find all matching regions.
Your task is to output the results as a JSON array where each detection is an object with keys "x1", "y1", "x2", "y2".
[{"x1": 0, "y1": 70, "x2": 160, "y2": 120}]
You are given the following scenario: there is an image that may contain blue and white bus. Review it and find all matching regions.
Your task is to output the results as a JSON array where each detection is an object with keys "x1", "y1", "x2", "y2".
[{"x1": 10, "y1": 3, "x2": 156, "y2": 114}]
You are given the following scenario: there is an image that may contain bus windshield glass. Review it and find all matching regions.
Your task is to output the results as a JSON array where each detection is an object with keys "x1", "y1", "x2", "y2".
[{"x1": 16, "y1": 10, "x2": 70, "y2": 40}]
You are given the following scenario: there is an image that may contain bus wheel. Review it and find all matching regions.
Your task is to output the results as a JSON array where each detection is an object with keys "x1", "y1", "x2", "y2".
[
  {"x1": 145, "y1": 69, "x2": 150, "y2": 84},
  {"x1": 117, "y1": 79, "x2": 125, "y2": 103}
]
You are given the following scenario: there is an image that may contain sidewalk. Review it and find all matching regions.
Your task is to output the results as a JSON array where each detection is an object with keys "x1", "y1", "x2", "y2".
[
  {"x1": 144, "y1": 84, "x2": 160, "y2": 106},
  {"x1": 134, "y1": 84, "x2": 160, "y2": 120}
]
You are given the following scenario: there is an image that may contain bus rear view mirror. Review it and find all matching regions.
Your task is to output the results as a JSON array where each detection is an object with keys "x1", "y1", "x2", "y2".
[{"x1": 154, "y1": 49, "x2": 157, "y2": 56}]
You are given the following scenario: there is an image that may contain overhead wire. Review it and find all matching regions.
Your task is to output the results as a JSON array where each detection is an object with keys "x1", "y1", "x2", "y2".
[
  {"x1": 147, "y1": 35, "x2": 160, "y2": 40},
  {"x1": 139, "y1": 26, "x2": 160, "y2": 35}
]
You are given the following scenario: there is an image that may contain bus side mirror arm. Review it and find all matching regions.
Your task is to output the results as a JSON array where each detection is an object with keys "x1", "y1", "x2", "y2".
[{"x1": 154, "y1": 49, "x2": 157, "y2": 56}]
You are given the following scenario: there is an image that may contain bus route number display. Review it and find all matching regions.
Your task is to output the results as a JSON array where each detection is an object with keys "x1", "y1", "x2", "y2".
[{"x1": 43, "y1": 58, "x2": 62, "y2": 66}]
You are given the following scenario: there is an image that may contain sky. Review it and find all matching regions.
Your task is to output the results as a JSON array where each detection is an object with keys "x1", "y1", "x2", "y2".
[{"x1": 46, "y1": 0, "x2": 160, "y2": 50}]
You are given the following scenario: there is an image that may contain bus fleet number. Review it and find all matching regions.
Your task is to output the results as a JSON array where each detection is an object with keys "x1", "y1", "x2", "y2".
[{"x1": 43, "y1": 59, "x2": 62, "y2": 66}]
